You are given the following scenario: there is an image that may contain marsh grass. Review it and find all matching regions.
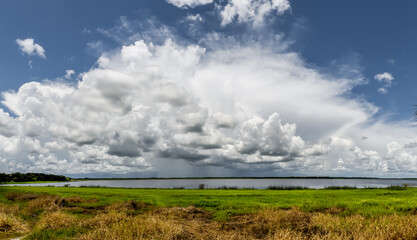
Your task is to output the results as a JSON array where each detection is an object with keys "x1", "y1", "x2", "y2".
[
  {"x1": 0, "y1": 202, "x2": 20, "y2": 215},
  {"x1": 3, "y1": 187, "x2": 417, "y2": 239},
  {"x1": 36, "y1": 211, "x2": 77, "y2": 230},
  {"x1": 57, "y1": 207, "x2": 417, "y2": 239},
  {"x1": 0, "y1": 212, "x2": 28, "y2": 238}
]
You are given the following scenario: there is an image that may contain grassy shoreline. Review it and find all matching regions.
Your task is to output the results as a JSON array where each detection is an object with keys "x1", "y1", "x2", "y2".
[
  {"x1": 2, "y1": 186, "x2": 417, "y2": 239},
  {"x1": 0, "y1": 181, "x2": 73, "y2": 185},
  {"x1": 2, "y1": 186, "x2": 417, "y2": 215}
]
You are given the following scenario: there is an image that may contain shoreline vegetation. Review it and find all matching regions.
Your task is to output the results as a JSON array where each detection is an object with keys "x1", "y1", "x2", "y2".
[
  {"x1": 0, "y1": 173, "x2": 70, "y2": 184},
  {"x1": 2, "y1": 186, "x2": 417, "y2": 239}
]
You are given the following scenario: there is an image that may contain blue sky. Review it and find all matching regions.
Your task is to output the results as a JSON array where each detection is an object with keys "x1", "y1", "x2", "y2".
[
  {"x1": 1, "y1": 0, "x2": 417, "y2": 177},
  {"x1": 290, "y1": 0, "x2": 417, "y2": 121}
]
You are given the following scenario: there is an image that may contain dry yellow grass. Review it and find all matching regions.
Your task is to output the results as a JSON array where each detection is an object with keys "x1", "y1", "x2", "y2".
[
  {"x1": 27, "y1": 195, "x2": 61, "y2": 211},
  {"x1": 0, "y1": 213, "x2": 28, "y2": 235},
  {"x1": 77, "y1": 207, "x2": 417, "y2": 240},
  {"x1": 36, "y1": 211, "x2": 77, "y2": 230},
  {"x1": 26, "y1": 195, "x2": 83, "y2": 212},
  {"x1": 0, "y1": 203, "x2": 20, "y2": 215}
]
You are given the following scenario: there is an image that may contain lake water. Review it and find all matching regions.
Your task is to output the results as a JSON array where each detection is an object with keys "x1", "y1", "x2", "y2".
[{"x1": 3, "y1": 178, "x2": 417, "y2": 189}]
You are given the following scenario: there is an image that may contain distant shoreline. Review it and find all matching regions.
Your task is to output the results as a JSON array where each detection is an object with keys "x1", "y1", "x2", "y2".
[
  {"x1": 3, "y1": 176, "x2": 417, "y2": 186},
  {"x1": 72, "y1": 176, "x2": 417, "y2": 180}
]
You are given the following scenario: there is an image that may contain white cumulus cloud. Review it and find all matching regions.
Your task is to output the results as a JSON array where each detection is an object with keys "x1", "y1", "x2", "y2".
[
  {"x1": 374, "y1": 72, "x2": 394, "y2": 85},
  {"x1": 2, "y1": 24, "x2": 417, "y2": 177},
  {"x1": 219, "y1": 0, "x2": 291, "y2": 26},
  {"x1": 16, "y1": 38, "x2": 46, "y2": 58},
  {"x1": 378, "y1": 87, "x2": 387, "y2": 94},
  {"x1": 167, "y1": 0, "x2": 290, "y2": 27},
  {"x1": 186, "y1": 14, "x2": 204, "y2": 22},
  {"x1": 0, "y1": 38, "x2": 336, "y2": 175},
  {"x1": 65, "y1": 70, "x2": 75, "y2": 79},
  {"x1": 374, "y1": 72, "x2": 394, "y2": 94},
  {"x1": 166, "y1": 0, "x2": 213, "y2": 8}
]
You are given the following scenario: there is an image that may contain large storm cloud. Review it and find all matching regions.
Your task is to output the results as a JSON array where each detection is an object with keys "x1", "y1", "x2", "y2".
[{"x1": 1, "y1": 0, "x2": 417, "y2": 177}]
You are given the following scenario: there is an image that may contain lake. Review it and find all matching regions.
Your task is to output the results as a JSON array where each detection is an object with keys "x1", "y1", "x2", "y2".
[{"x1": 3, "y1": 178, "x2": 417, "y2": 189}]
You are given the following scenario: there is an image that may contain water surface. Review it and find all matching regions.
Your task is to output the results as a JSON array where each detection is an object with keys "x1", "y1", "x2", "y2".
[{"x1": 4, "y1": 178, "x2": 417, "y2": 189}]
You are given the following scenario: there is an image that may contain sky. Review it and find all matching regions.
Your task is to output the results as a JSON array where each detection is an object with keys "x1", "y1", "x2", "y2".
[{"x1": 1, "y1": 0, "x2": 417, "y2": 178}]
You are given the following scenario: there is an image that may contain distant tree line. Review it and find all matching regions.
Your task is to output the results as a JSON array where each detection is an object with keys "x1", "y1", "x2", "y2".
[{"x1": 0, "y1": 172, "x2": 70, "y2": 183}]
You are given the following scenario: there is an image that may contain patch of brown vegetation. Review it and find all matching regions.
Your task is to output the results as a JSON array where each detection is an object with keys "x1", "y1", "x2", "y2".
[
  {"x1": 6, "y1": 193, "x2": 42, "y2": 201},
  {"x1": 0, "y1": 203, "x2": 20, "y2": 215},
  {"x1": 0, "y1": 213, "x2": 28, "y2": 235},
  {"x1": 77, "y1": 207, "x2": 417, "y2": 240},
  {"x1": 324, "y1": 206, "x2": 345, "y2": 214},
  {"x1": 27, "y1": 195, "x2": 86, "y2": 212},
  {"x1": 78, "y1": 207, "x2": 229, "y2": 240},
  {"x1": 27, "y1": 195, "x2": 61, "y2": 211},
  {"x1": 84, "y1": 211, "x2": 131, "y2": 229},
  {"x1": 36, "y1": 211, "x2": 77, "y2": 230},
  {"x1": 62, "y1": 196, "x2": 84, "y2": 205},
  {"x1": 105, "y1": 200, "x2": 152, "y2": 212},
  {"x1": 78, "y1": 207, "x2": 311, "y2": 240}
]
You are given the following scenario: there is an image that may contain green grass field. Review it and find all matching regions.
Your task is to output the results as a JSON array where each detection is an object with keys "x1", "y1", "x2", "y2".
[
  {"x1": 1, "y1": 186, "x2": 417, "y2": 219},
  {"x1": 2, "y1": 186, "x2": 417, "y2": 239}
]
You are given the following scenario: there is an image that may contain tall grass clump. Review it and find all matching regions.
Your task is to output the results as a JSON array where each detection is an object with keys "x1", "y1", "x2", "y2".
[
  {"x1": 36, "y1": 211, "x2": 77, "y2": 230},
  {"x1": 0, "y1": 213, "x2": 28, "y2": 235},
  {"x1": 0, "y1": 203, "x2": 20, "y2": 215}
]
